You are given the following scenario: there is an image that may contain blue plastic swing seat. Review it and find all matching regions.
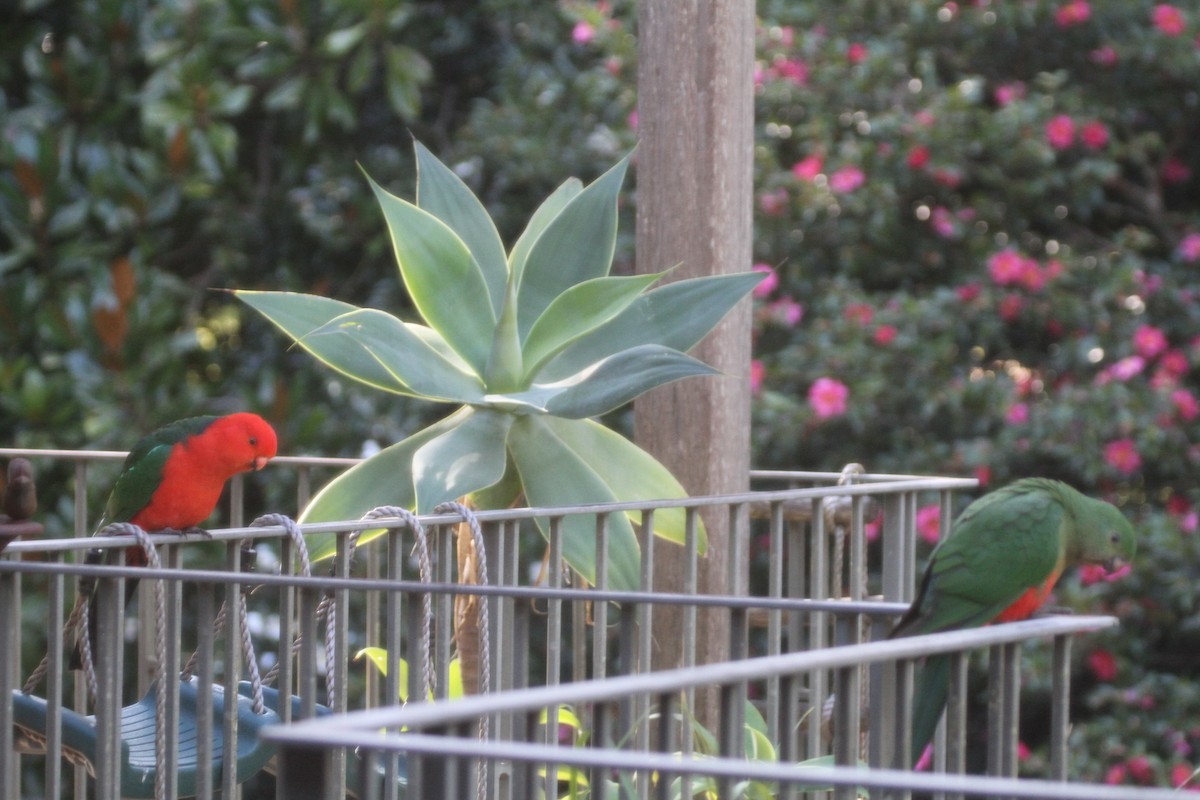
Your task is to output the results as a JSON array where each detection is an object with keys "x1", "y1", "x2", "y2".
[
  {"x1": 12, "y1": 679, "x2": 406, "y2": 798},
  {"x1": 11, "y1": 676, "x2": 281, "y2": 798}
]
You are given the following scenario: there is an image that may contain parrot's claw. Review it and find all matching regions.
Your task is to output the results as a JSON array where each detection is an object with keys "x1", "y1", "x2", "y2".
[{"x1": 166, "y1": 526, "x2": 212, "y2": 540}]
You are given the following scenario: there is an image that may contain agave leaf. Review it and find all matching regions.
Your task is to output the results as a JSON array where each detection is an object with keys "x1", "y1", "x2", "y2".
[
  {"x1": 236, "y1": 290, "x2": 415, "y2": 393},
  {"x1": 536, "y1": 418, "x2": 705, "y2": 553},
  {"x1": 300, "y1": 408, "x2": 472, "y2": 561},
  {"x1": 368, "y1": 176, "x2": 495, "y2": 374},
  {"x1": 307, "y1": 308, "x2": 486, "y2": 403},
  {"x1": 516, "y1": 154, "x2": 630, "y2": 339},
  {"x1": 413, "y1": 141, "x2": 508, "y2": 313},
  {"x1": 537, "y1": 272, "x2": 765, "y2": 382},
  {"x1": 411, "y1": 407, "x2": 513, "y2": 513},
  {"x1": 508, "y1": 415, "x2": 640, "y2": 590},
  {"x1": 507, "y1": 177, "x2": 583, "y2": 288},
  {"x1": 483, "y1": 280, "x2": 524, "y2": 393},
  {"x1": 544, "y1": 345, "x2": 718, "y2": 419},
  {"x1": 521, "y1": 272, "x2": 664, "y2": 381}
]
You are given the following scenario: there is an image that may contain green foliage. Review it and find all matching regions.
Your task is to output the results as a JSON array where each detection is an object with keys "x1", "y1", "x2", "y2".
[{"x1": 239, "y1": 142, "x2": 760, "y2": 587}]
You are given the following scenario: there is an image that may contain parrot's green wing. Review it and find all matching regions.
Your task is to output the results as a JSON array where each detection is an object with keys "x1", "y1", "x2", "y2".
[
  {"x1": 895, "y1": 479, "x2": 1066, "y2": 636},
  {"x1": 99, "y1": 416, "x2": 219, "y2": 527}
]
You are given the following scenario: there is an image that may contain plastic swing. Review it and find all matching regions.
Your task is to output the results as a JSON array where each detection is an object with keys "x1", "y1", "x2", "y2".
[
  {"x1": 11, "y1": 506, "x2": 439, "y2": 798},
  {"x1": 10, "y1": 515, "x2": 311, "y2": 796}
]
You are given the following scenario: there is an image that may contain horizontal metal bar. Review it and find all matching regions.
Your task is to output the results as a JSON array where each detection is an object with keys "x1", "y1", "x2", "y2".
[
  {"x1": 333, "y1": 732, "x2": 1183, "y2": 800},
  {"x1": 0, "y1": 559, "x2": 908, "y2": 617},
  {"x1": 262, "y1": 615, "x2": 1116, "y2": 741}
]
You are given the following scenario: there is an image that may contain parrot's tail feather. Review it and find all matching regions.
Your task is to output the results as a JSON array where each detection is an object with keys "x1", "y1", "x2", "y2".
[{"x1": 911, "y1": 654, "x2": 950, "y2": 766}]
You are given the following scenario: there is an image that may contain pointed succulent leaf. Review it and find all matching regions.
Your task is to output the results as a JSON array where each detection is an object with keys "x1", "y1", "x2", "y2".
[
  {"x1": 307, "y1": 308, "x2": 486, "y2": 403},
  {"x1": 508, "y1": 345, "x2": 718, "y2": 419},
  {"x1": 507, "y1": 178, "x2": 583, "y2": 288},
  {"x1": 521, "y1": 272, "x2": 664, "y2": 380},
  {"x1": 235, "y1": 290, "x2": 407, "y2": 393},
  {"x1": 516, "y1": 154, "x2": 630, "y2": 339},
  {"x1": 483, "y1": 281, "x2": 524, "y2": 393},
  {"x1": 538, "y1": 272, "x2": 765, "y2": 382},
  {"x1": 508, "y1": 415, "x2": 640, "y2": 590},
  {"x1": 367, "y1": 175, "x2": 495, "y2": 374},
  {"x1": 413, "y1": 141, "x2": 508, "y2": 313},
  {"x1": 411, "y1": 407, "x2": 513, "y2": 513},
  {"x1": 300, "y1": 409, "x2": 471, "y2": 561},
  {"x1": 536, "y1": 418, "x2": 706, "y2": 553}
]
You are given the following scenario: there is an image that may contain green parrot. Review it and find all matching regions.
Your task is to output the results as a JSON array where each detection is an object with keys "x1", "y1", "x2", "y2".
[{"x1": 890, "y1": 478, "x2": 1136, "y2": 763}]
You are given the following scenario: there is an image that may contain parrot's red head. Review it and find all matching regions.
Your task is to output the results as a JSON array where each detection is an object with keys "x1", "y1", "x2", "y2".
[{"x1": 208, "y1": 413, "x2": 278, "y2": 475}]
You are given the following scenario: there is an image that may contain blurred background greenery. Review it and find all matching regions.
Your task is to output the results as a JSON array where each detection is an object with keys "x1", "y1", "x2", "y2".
[{"x1": 3, "y1": 0, "x2": 1200, "y2": 789}]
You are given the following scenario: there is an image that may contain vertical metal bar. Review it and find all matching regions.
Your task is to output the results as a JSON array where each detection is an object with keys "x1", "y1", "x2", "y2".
[
  {"x1": 1050, "y1": 634, "x2": 1073, "y2": 781},
  {"x1": 986, "y1": 643, "x2": 1003, "y2": 778},
  {"x1": 297, "y1": 586, "x2": 319, "y2": 719},
  {"x1": 229, "y1": 473, "x2": 245, "y2": 528},
  {"x1": 73, "y1": 459, "x2": 91, "y2": 800},
  {"x1": 832, "y1": 662, "x2": 860, "y2": 800},
  {"x1": 807, "y1": 499, "x2": 828, "y2": 759},
  {"x1": 330, "y1": 535, "x2": 352, "y2": 795},
  {"x1": 893, "y1": 659, "x2": 914, "y2": 797},
  {"x1": 944, "y1": 650, "x2": 970, "y2": 800},
  {"x1": 592, "y1": 515, "x2": 610, "y2": 682},
  {"x1": 547, "y1": 516, "x2": 564, "y2": 688},
  {"x1": 365, "y1": 539, "x2": 380, "y2": 706},
  {"x1": 655, "y1": 691, "x2": 677, "y2": 800},
  {"x1": 74, "y1": 460, "x2": 89, "y2": 538},
  {"x1": 94, "y1": 569, "x2": 124, "y2": 800},
  {"x1": 222, "y1": 543, "x2": 242, "y2": 799},
  {"x1": 436, "y1": 521, "x2": 454, "y2": 699},
  {"x1": 766, "y1": 500, "x2": 784, "y2": 744},
  {"x1": 0, "y1": 569, "x2": 17, "y2": 800},
  {"x1": 636, "y1": 509, "x2": 655, "y2": 774},
  {"x1": 681, "y1": 507, "x2": 699, "y2": 783},
  {"x1": 296, "y1": 465, "x2": 312, "y2": 514},
  {"x1": 383, "y1": 527, "x2": 404, "y2": 800},
  {"x1": 1001, "y1": 641, "x2": 1022, "y2": 779},
  {"x1": 196, "y1": 585, "x2": 216, "y2": 800},
  {"x1": 880, "y1": 493, "x2": 906, "y2": 603},
  {"x1": 162, "y1": 545, "x2": 183, "y2": 800},
  {"x1": 277, "y1": 531, "x2": 296, "y2": 725}
]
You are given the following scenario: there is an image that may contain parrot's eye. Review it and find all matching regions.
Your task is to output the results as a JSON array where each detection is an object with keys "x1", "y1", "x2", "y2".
[
  {"x1": 1110, "y1": 532, "x2": 1120, "y2": 545},
  {"x1": 249, "y1": 437, "x2": 257, "y2": 446}
]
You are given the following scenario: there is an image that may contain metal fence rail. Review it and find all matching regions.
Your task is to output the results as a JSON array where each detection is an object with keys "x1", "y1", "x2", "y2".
[
  {"x1": 0, "y1": 450, "x2": 1126, "y2": 799},
  {"x1": 261, "y1": 617, "x2": 1163, "y2": 800}
]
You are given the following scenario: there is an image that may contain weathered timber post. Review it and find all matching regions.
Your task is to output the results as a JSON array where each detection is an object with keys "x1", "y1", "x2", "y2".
[{"x1": 634, "y1": 0, "x2": 755, "y2": 701}]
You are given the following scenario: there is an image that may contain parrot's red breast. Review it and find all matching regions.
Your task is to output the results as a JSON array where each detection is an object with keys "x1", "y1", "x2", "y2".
[{"x1": 992, "y1": 566, "x2": 1063, "y2": 623}]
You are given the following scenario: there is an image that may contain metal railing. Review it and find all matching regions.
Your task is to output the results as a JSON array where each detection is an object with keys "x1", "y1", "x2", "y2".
[{"x1": 0, "y1": 448, "x2": 1130, "y2": 799}]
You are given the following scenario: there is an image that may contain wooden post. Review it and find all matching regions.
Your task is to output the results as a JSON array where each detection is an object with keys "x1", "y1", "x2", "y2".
[{"x1": 634, "y1": 0, "x2": 755, "y2": 693}]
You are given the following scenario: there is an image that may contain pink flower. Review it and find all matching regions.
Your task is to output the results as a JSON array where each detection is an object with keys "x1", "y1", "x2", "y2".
[
  {"x1": 1088, "y1": 649, "x2": 1118, "y2": 681},
  {"x1": 1018, "y1": 258, "x2": 1047, "y2": 292},
  {"x1": 1153, "y1": 4, "x2": 1187, "y2": 36},
  {"x1": 1006, "y1": 402, "x2": 1029, "y2": 425},
  {"x1": 1018, "y1": 741, "x2": 1032, "y2": 761},
  {"x1": 792, "y1": 154, "x2": 824, "y2": 181},
  {"x1": 994, "y1": 82, "x2": 1025, "y2": 106},
  {"x1": 907, "y1": 145, "x2": 930, "y2": 169},
  {"x1": 1163, "y1": 157, "x2": 1192, "y2": 183},
  {"x1": 774, "y1": 57, "x2": 809, "y2": 85},
  {"x1": 914, "y1": 744, "x2": 934, "y2": 771},
  {"x1": 1171, "y1": 763, "x2": 1198, "y2": 790},
  {"x1": 1134, "y1": 324, "x2": 1169, "y2": 359},
  {"x1": 1104, "y1": 355, "x2": 1146, "y2": 383},
  {"x1": 1045, "y1": 115, "x2": 1076, "y2": 150},
  {"x1": 1173, "y1": 389, "x2": 1200, "y2": 421},
  {"x1": 1081, "y1": 120, "x2": 1109, "y2": 150},
  {"x1": 758, "y1": 188, "x2": 789, "y2": 216},
  {"x1": 808, "y1": 377, "x2": 849, "y2": 419},
  {"x1": 571, "y1": 21, "x2": 595, "y2": 44},
  {"x1": 1106, "y1": 763, "x2": 1128, "y2": 785},
  {"x1": 873, "y1": 324, "x2": 898, "y2": 345},
  {"x1": 932, "y1": 167, "x2": 961, "y2": 188},
  {"x1": 1104, "y1": 438, "x2": 1142, "y2": 474},
  {"x1": 1127, "y1": 755, "x2": 1154, "y2": 784},
  {"x1": 1055, "y1": 1, "x2": 1092, "y2": 27},
  {"x1": 988, "y1": 249, "x2": 1025, "y2": 286},
  {"x1": 1178, "y1": 233, "x2": 1200, "y2": 262},
  {"x1": 847, "y1": 42, "x2": 868, "y2": 63},
  {"x1": 1090, "y1": 45, "x2": 1119, "y2": 66},
  {"x1": 829, "y1": 165, "x2": 865, "y2": 193},
  {"x1": 999, "y1": 294, "x2": 1024, "y2": 321},
  {"x1": 916, "y1": 504, "x2": 941, "y2": 545},
  {"x1": 750, "y1": 359, "x2": 765, "y2": 394},
  {"x1": 930, "y1": 206, "x2": 957, "y2": 238},
  {"x1": 752, "y1": 263, "x2": 779, "y2": 298},
  {"x1": 767, "y1": 297, "x2": 804, "y2": 327},
  {"x1": 957, "y1": 283, "x2": 982, "y2": 303},
  {"x1": 844, "y1": 303, "x2": 874, "y2": 326}
]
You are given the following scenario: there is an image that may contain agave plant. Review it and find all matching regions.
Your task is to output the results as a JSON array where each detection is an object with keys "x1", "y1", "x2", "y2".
[{"x1": 236, "y1": 141, "x2": 760, "y2": 589}]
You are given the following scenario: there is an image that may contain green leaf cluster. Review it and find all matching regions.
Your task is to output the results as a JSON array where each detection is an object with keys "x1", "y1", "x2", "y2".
[{"x1": 238, "y1": 141, "x2": 761, "y2": 588}]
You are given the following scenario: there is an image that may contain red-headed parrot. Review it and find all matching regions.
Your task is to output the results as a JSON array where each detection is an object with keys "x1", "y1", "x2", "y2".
[
  {"x1": 890, "y1": 478, "x2": 1136, "y2": 762},
  {"x1": 70, "y1": 413, "x2": 278, "y2": 669}
]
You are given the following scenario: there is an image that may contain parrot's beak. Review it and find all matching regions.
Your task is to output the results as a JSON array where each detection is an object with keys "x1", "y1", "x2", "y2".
[
  {"x1": 253, "y1": 456, "x2": 271, "y2": 471},
  {"x1": 1103, "y1": 556, "x2": 1125, "y2": 573}
]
